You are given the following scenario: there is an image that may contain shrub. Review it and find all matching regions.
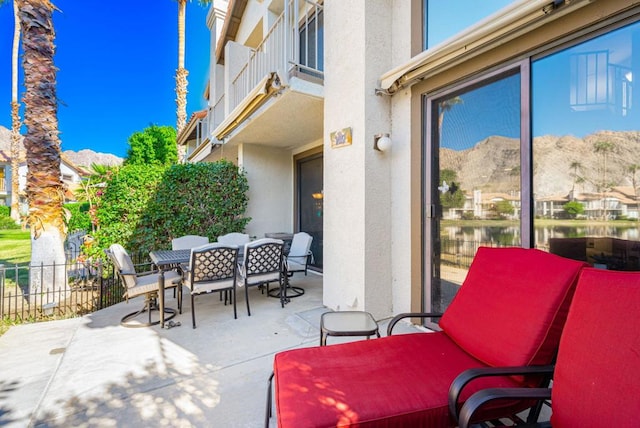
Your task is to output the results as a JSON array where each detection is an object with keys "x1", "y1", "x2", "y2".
[
  {"x1": 88, "y1": 160, "x2": 250, "y2": 257},
  {"x1": 90, "y1": 164, "x2": 167, "y2": 257},
  {"x1": 132, "y1": 160, "x2": 251, "y2": 252},
  {"x1": 64, "y1": 202, "x2": 91, "y2": 233},
  {"x1": 0, "y1": 206, "x2": 9, "y2": 217},
  {"x1": 0, "y1": 214, "x2": 19, "y2": 229}
]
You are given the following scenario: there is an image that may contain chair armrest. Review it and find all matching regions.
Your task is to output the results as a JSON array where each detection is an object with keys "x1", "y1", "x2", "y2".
[
  {"x1": 386, "y1": 312, "x2": 443, "y2": 336},
  {"x1": 458, "y1": 387, "x2": 552, "y2": 428},
  {"x1": 287, "y1": 250, "x2": 312, "y2": 258},
  {"x1": 448, "y1": 365, "x2": 555, "y2": 422}
]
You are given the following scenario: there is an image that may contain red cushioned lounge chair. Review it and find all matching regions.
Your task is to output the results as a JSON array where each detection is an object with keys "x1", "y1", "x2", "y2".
[
  {"x1": 454, "y1": 267, "x2": 640, "y2": 427},
  {"x1": 266, "y1": 247, "x2": 588, "y2": 427}
]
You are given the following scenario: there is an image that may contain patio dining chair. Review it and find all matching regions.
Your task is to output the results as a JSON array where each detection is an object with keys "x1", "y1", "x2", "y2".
[
  {"x1": 285, "y1": 232, "x2": 313, "y2": 276},
  {"x1": 237, "y1": 238, "x2": 284, "y2": 316},
  {"x1": 106, "y1": 244, "x2": 181, "y2": 327},
  {"x1": 217, "y1": 232, "x2": 251, "y2": 247},
  {"x1": 181, "y1": 243, "x2": 239, "y2": 328},
  {"x1": 455, "y1": 267, "x2": 640, "y2": 427},
  {"x1": 266, "y1": 247, "x2": 588, "y2": 427},
  {"x1": 171, "y1": 235, "x2": 209, "y2": 250},
  {"x1": 171, "y1": 235, "x2": 210, "y2": 299}
]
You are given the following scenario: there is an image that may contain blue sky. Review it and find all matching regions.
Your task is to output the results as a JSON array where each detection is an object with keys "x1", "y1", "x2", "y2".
[{"x1": 0, "y1": 1, "x2": 211, "y2": 158}]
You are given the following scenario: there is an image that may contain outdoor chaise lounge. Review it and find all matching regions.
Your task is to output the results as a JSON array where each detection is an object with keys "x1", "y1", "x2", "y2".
[
  {"x1": 266, "y1": 246, "x2": 588, "y2": 427},
  {"x1": 454, "y1": 267, "x2": 640, "y2": 427}
]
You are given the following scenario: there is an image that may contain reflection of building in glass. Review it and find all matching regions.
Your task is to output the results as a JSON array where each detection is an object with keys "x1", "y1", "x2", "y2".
[
  {"x1": 442, "y1": 189, "x2": 521, "y2": 220},
  {"x1": 534, "y1": 187, "x2": 639, "y2": 220}
]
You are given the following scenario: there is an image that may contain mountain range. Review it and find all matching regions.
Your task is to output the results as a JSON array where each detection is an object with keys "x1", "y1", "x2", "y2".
[
  {"x1": 440, "y1": 130, "x2": 640, "y2": 198},
  {"x1": 0, "y1": 125, "x2": 123, "y2": 168}
]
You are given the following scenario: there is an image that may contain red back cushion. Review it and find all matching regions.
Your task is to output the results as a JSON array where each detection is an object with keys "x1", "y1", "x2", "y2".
[
  {"x1": 440, "y1": 247, "x2": 587, "y2": 368},
  {"x1": 551, "y1": 268, "x2": 640, "y2": 426}
]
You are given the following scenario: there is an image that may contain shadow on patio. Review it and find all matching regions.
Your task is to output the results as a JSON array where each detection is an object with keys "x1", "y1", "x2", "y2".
[{"x1": 2, "y1": 273, "x2": 330, "y2": 427}]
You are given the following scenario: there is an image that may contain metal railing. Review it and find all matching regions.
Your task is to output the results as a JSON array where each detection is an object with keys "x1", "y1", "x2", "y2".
[
  {"x1": 0, "y1": 252, "x2": 151, "y2": 324},
  {"x1": 228, "y1": 0, "x2": 324, "y2": 113}
]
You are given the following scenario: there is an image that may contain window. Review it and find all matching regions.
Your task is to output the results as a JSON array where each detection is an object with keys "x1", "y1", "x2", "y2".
[
  {"x1": 532, "y1": 19, "x2": 640, "y2": 270},
  {"x1": 299, "y1": 9, "x2": 323, "y2": 75},
  {"x1": 423, "y1": 16, "x2": 640, "y2": 318},
  {"x1": 425, "y1": 69, "x2": 522, "y2": 313},
  {"x1": 423, "y1": 0, "x2": 515, "y2": 50}
]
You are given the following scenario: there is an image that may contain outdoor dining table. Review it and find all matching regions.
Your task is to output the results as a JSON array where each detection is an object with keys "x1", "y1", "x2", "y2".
[
  {"x1": 150, "y1": 243, "x2": 294, "y2": 328},
  {"x1": 149, "y1": 249, "x2": 191, "y2": 328}
]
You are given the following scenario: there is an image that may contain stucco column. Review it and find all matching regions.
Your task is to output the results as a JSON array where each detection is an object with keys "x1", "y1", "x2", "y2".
[{"x1": 323, "y1": 0, "x2": 394, "y2": 319}]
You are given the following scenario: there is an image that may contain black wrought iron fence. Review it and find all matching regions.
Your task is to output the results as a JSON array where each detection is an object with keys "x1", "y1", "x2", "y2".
[
  {"x1": 439, "y1": 238, "x2": 505, "y2": 269},
  {"x1": 0, "y1": 252, "x2": 151, "y2": 324}
]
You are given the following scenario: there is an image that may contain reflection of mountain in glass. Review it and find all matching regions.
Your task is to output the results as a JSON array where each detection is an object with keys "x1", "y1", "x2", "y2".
[{"x1": 441, "y1": 130, "x2": 640, "y2": 198}]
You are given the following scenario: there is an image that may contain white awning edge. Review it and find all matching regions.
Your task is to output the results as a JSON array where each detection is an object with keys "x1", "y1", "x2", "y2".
[
  {"x1": 213, "y1": 73, "x2": 274, "y2": 140},
  {"x1": 378, "y1": 0, "x2": 596, "y2": 94}
]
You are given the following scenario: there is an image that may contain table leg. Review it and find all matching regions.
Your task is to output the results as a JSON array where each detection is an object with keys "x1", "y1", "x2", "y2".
[{"x1": 159, "y1": 270, "x2": 166, "y2": 328}]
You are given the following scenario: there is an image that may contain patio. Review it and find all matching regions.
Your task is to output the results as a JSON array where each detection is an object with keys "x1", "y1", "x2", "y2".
[{"x1": 0, "y1": 272, "x2": 422, "y2": 427}]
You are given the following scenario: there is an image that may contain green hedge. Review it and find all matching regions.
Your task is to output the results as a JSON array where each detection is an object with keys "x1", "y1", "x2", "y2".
[
  {"x1": 88, "y1": 160, "x2": 250, "y2": 257},
  {"x1": 64, "y1": 202, "x2": 91, "y2": 233}
]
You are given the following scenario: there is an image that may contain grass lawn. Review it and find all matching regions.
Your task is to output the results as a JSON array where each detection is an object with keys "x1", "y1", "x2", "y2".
[
  {"x1": 0, "y1": 230, "x2": 30, "y2": 335},
  {"x1": 0, "y1": 229, "x2": 31, "y2": 265}
]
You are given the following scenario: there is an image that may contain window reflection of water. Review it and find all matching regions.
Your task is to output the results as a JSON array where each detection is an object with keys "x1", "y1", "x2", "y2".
[{"x1": 442, "y1": 223, "x2": 640, "y2": 249}]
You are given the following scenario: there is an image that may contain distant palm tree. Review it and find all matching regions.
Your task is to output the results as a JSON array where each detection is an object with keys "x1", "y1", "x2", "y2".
[
  {"x1": 594, "y1": 140, "x2": 615, "y2": 219},
  {"x1": 628, "y1": 163, "x2": 640, "y2": 200},
  {"x1": 175, "y1": 0, "x2": 211, "y2": 161},
  {"x1": 569, "y1": 160, "x2": 582, "y2": 198},
  {"x1": 10, "y1": 0, "x2": 21, "y2": 223},
  {"x1": 16, "y1": 0, "x2": 66, "y2": 294},
  {"x1": 438, "y1": 96, "x2": 463, "y2": 133}
]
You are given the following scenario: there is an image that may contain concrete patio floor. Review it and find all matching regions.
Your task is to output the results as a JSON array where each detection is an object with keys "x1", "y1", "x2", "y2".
[{"x1": 0, "y1": 273, "x2": 422, "y2": 427}]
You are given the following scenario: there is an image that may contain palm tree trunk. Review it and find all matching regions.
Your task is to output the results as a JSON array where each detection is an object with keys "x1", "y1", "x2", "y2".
[
  {"x1": 17, "y1": 0, "x2": 67, "y2": 301},
  {"x1": 176, "y1": 0, "x2": 188, "y2": 161},
  {"x1": 10, "y1": 0, "x2": 21, "y2": 223}
]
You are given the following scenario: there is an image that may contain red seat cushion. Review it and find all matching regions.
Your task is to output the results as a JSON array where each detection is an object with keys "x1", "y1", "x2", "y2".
[
  {"x1": 275, "y1": 332, "x2": 525, "y2": 427},
  {"x1": 550, "y1": 268, "x2": 640, "y2": 426},
  {"x1": 440, "y1": 247, "x2": 587, "y2": 368}
]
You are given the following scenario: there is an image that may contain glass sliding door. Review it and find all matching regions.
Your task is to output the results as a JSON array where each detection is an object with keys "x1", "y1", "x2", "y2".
[
  {"x1": 532, "y1": 20, "x2": 640, "y2": 270},
  {"x1": 426, "y1": 69, "x2": 522, "y2": 314},
  {"x1": 297, "y1": 154, "x2": 323, "y2": 271}
]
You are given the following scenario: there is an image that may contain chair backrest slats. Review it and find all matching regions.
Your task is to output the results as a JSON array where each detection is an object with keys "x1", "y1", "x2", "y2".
[
  {"x1": 190, "y1": 244, "x2": 238, "y2": 284},
  {"x1": 243, "y1": 238, "x2": 283, "y2": 277}
]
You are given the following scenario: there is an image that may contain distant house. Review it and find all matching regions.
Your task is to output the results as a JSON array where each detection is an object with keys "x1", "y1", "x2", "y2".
[
  {"x1": 575, "y1": 187, "x2": 640, "y2": 220},
  {"x1": 0, "y1": 150, "x2": 10, "y2": 208},
  {"x1": 0, "y1": 150, "x2": 88, "y2": 212}
]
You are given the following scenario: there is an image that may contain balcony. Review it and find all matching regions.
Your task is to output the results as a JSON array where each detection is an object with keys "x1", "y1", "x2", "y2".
[{"x1": 180, "y1": 0, "x2": 324, "y2": 162}]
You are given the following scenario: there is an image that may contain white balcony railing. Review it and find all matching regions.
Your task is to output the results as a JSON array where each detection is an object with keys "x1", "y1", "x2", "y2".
[
  {"x1": 191, "y1": 0, "x2": 323, "y2": 152},
  {"x1": 228, "y1": 0, "x2": 323, "y2": 114}
]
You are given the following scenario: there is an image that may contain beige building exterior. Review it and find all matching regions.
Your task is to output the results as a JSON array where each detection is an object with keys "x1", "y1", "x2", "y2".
[{"x1": 180, "y1": 0, "x2": 640, "y2": 321}]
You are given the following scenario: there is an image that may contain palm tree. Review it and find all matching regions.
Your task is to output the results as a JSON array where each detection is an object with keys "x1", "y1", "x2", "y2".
[
  {"x1": 594, "y1": 140, "x2": 615, "y2": 220},
  {"x1": 10, "y1": 0, "x2": 21, "y2": 223},
  {"x1": 438, "y1": 96, "x2": 463, "y2": 133},
  {"x1": 175, "y1": 0, "x2": 211, "y2": 161},
  {"x1": 628, "y1": 163, "x2": 640, "y2": 200},
  {"x1": 569, "y1": 160, "x2": 582, "y2": 198},
  {"x1": 16, "y1": 0, "x2": 67, "y2": 297}
]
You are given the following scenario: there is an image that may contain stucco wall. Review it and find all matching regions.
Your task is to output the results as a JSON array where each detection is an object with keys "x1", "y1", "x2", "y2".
[
  {"x1": 388, "y1": 1, "x2": 419, "y2": 315},
  {"x1": 324, "y1": 0, "x2": 398, "y2": 319},
  {"x1": 239, "y1": 143, "x2": 293, "y2": 238}
]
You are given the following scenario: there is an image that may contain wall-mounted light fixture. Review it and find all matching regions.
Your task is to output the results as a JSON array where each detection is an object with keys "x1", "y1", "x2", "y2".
[{"x1": 373, "y1": 133, "x2": 391, "y2": 152}]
